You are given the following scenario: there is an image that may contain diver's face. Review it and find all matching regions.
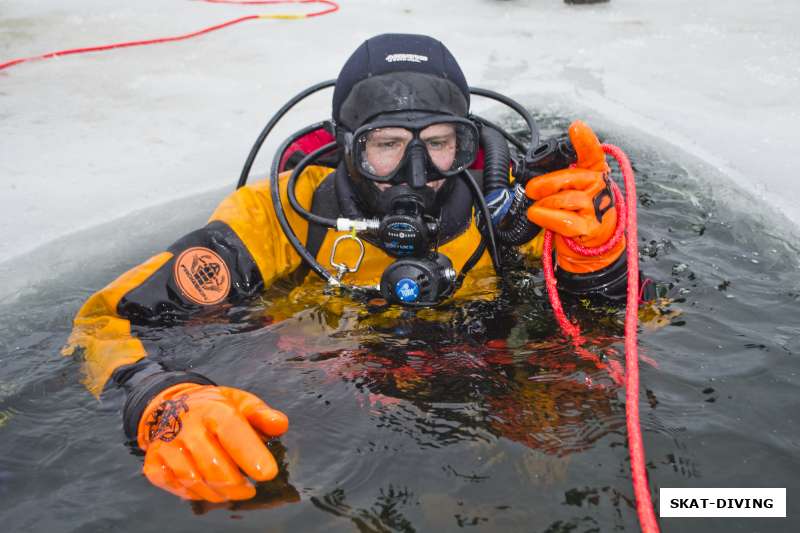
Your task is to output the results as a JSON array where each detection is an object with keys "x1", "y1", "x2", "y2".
[{"x1": 365, "y1": 124, "x2": 457, "y2": 192}]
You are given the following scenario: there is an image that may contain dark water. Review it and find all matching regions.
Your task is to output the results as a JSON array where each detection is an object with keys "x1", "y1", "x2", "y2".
[{"x1": 1, "y1": 114, "x2": 799, "y2": 532}]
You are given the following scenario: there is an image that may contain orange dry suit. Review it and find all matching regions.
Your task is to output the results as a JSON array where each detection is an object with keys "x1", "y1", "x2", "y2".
[{"x1": 63, "y1": 161, "x2": 630, "y2": 441}]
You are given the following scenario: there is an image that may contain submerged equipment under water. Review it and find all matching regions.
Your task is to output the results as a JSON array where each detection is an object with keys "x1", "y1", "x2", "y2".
[{"x1": 236, "y1": 80, "x2": 575, "y2": 306}]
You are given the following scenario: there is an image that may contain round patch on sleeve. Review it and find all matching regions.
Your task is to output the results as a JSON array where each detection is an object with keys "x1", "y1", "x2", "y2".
[{"x1": 173, "y1": 247, "x2": 231, "y2": 305}]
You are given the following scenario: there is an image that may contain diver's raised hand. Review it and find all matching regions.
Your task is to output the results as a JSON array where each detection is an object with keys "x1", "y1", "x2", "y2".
[
  {"x1": 137, "y1": 383, "x2": 289, "y2": 502},
  {"x1": 525, "y1": 120, "x2": 625, "y2": 273}
]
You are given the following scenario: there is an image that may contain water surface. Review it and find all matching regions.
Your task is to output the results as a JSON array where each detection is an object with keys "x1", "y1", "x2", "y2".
[{"x1": 1, "y1": 114, "x2": 799, "y2": 532}]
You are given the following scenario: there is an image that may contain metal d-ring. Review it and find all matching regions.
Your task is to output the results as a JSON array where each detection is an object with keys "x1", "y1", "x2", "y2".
[{"x1": 329, "y1": 233, "x2": 365, "y2": 283}]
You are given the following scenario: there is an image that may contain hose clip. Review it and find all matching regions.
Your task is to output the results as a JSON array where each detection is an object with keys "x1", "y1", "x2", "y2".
[{"x1": 329, "y1": 233, "x2": 365, "y2": 284}]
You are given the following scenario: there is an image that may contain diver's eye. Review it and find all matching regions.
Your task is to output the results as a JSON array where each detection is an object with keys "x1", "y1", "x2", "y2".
[
  {"x1": 365, "y1": 128, "x2": 413, "y2": 153},
  {"x1": 426, "y1": 140, "x2": 445, "y2": 150},
  {"x1": 423, "y1": 135, "x2": 455, "y2": 152},
  {"x1": 376, "y1": 140, "x2": 401, "y2": 150}
]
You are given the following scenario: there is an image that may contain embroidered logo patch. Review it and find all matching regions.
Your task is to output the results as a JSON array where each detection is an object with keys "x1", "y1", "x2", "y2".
[
  {"x1": 385, "y1": 53, "x2": 429, "y2": 64},
  {"x1": 174, "y1": 247, "x2": 231, "y2": 305},
  {"x1": 147, "y1": 395, "x2": 189, "y2": 442}
]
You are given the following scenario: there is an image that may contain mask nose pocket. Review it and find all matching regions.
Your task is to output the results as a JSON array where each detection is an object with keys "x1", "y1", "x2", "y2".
[{"x1": 406, "y1": 141, "x2": 429, "y2": 189}]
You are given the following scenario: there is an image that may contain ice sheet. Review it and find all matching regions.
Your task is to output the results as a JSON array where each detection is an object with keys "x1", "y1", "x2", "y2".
[{"x1": 2, "y1": 0, "x2": 799, "y2": 265}]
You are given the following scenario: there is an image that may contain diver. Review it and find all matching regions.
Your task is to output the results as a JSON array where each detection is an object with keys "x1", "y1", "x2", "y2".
[{"x1": 63, "y1": 33, "x2": 642, "y2": 503}]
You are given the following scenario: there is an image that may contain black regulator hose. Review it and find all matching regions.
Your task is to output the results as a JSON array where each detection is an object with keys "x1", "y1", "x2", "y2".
[
  {"x1": 478, "y1": 121, "x2": 542, "y2": 247},
  {"x1": 469, "y1": 86, "x2": 540, "y2": 149},
  {"x1": 493, "y1": 187, "x2": 540, "y2": 247},
  {"x1": 287, "y1": 141, "x2": 340, "y2": 228},
  {"x1": 480, "y1": 125, "x2": 511, "y2": 194},
  {"x1": 238, "y1": 79, "x2": 336, "y2": 189},
  {"x1": 460, "y1": 170, "x2": 502, "y2": 275},
  {"x1": 471, "y1": 115, "x2": 527, "y2": 154},
  {"x1": 455, "y1": 240, "x2": 487, "y2": 289},
  {"x1": 269, "y1": 126, "x2": 335, "y2": 284}
]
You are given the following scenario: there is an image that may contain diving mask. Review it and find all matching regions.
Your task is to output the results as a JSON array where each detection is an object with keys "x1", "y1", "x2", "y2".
[{"x1": 351, "y1": 113, "x2": 479, "y2": 184}]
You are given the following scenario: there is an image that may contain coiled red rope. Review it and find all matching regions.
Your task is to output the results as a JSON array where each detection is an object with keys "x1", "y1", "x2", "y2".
[
  {"x1": 542, "y1": 144, "x2": 659, "y2": 533},
  {"x1": 0, "y1": 0, "x2": 339, "y2": 72}
]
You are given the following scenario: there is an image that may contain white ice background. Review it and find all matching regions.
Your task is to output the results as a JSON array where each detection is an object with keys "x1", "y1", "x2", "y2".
[{"x1": 1, "y1": 0, "x2": 799, "y2": 269}]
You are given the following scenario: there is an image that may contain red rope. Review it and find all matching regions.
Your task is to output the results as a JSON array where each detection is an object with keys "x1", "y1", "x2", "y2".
[
  {"x1": 542, "y1": 144, "x2": 659, "y2": 533},
  {"x1": 541, "y1": 229, "x2": 625, "y2": 385},
  {"x1": 200, "y1": 0, "x2": 340, "y2": 17},
  {"x1": 0, "y1": 1, "x2": 339, "y2": 72}
]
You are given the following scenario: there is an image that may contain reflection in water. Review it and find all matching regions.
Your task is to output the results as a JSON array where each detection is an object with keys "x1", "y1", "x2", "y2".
[
  {"x1": 178, "y1": 258, "x2": 637, "y2": 528},
  {"x1": 311, "y1": 485, "x2": 417, "y2": 533},
  {"x1": 271, "y1": 282, "x2": 629, "y2": 458}
]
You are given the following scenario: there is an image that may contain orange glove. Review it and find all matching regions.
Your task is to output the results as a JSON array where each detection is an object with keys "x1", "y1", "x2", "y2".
[
  {"x1": 525, "y1": 120, "x2": 624, "y2": 274},
  {"x1": 137, "y1": 382, "x2": 289, "y2": 502}
]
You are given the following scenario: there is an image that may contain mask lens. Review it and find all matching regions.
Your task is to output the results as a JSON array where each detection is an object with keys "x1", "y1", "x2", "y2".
[
  {"x1": 358, "y1": 127, "x2": 413, "y2": 178},
  {"x1": 420, "y1": 122, "x2": 477, "y2": 174},
  {"x1": 355, "y1": 121, "x2": 478, "y2": 180}
]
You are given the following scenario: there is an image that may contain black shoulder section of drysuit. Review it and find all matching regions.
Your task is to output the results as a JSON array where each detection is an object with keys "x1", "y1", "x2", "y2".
[
  {"x1": 116, "y1": 220, "x2": 264, "y2": 326},
  {"x1": 307, "y1": 172, "x2": 340, "y2": 258}
]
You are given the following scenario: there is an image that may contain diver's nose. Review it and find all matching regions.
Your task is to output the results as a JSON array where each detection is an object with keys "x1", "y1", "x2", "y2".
[{"x1": 407, "y1": 142, "x2": 428, "y2": 189}]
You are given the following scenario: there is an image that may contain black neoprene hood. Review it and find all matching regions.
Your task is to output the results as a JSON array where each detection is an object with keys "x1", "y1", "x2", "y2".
[{"x1": 332, "y1": 33, "x2": 471, "y2": 131}]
